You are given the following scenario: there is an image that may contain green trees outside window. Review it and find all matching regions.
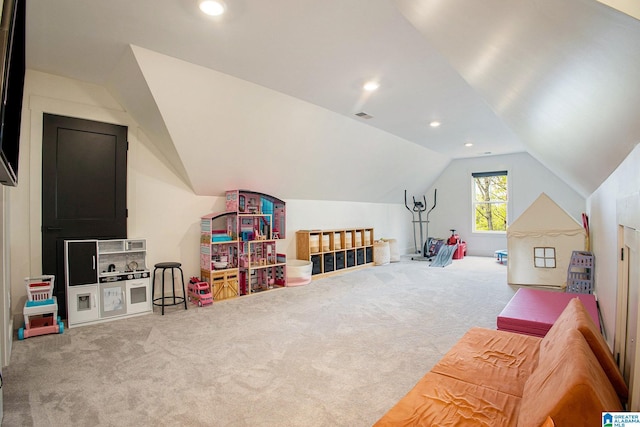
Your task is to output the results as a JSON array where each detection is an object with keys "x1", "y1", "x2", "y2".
[{"x1": 473, "y1": 172, "x2": 507, "y2": 232}]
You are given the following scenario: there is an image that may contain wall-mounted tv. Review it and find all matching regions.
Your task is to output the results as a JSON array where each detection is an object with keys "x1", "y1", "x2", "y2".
[{"x1": 0, "y1": 0, "x2": 25, "y2": 186}]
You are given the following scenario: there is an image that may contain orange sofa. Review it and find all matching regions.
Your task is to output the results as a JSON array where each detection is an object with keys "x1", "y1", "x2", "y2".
[{"x1": 374, "y1": 298, "x2": 627, "y2": 427}]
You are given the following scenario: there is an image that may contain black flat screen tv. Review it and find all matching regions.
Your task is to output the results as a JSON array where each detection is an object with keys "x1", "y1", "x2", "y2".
[{"x1": 0, "y1": 0, "x2": 25, "y2": 186}]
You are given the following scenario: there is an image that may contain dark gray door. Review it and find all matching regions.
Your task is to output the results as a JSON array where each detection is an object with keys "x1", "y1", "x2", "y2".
[{"x1": 41, "y1": 114, "x2": 127, "y2": 318}]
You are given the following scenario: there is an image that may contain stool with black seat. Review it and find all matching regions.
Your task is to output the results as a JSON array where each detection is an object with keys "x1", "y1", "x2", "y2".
[{"x1": 152, "y1": 262, "x2": 187, "y2": 315}]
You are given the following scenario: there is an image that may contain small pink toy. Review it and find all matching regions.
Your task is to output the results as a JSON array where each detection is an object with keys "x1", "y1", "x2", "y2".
[{"x1": 187, "y1": 277, "x2": 213, "y2": 307}]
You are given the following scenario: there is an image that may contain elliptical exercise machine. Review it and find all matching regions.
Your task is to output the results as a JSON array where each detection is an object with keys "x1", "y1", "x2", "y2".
[{"x1": 404, "y1": 189, "x2": 437, "y2": 261}]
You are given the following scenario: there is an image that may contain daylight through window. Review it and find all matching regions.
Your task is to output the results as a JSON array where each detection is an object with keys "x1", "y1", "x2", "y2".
[{"x1": 472, "y1": 171, "x2": 508, "y2": 232}]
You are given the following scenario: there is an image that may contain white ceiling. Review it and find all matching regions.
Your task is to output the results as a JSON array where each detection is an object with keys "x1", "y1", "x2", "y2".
[{"x1": 25, "y1": 0, "x2": 640, "y2": 202}]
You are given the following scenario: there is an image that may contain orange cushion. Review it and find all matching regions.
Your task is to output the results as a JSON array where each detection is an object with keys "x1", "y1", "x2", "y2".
[
  {"x1": 431, "y1": 327, "x2": 541, "y2": 397},
  {"x1": 541, "y1": 298, "x2": 628, "y2": 402},
  {"x1": 373, "y1": 372, "x2": 520, "y2": 427},
  {"x1": 518, "y1": 328, "x2": 622, "y2": 427},
  {"x1": 540, "y1": 416, "x2": 555, "y2": 427}
]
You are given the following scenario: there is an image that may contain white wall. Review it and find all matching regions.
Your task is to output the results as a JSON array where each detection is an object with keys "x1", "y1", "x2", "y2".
[
  {"x1": 283, "y1": 200, "x2": 410, "y2": 257},
  {"x1": 596, "y1": 0, "x2": 640, "y2": 20},
  {"x1": 587, "y1": 144, "x2": 640, "y2": 347},
  {"x1": 6, "y1": 70, "x2": 413, "y2": 331},
  {"x1": 125, "y1": 45, "x2": 451, "y2": 204},
  {"x1": 424, "y1": 152, "x2": 585, "y2": 256}
]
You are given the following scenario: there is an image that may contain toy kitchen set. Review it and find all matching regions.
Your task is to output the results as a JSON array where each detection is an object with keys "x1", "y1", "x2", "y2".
[{"x1": 64, "y1": 239, "x2": 151, "y2": 328}]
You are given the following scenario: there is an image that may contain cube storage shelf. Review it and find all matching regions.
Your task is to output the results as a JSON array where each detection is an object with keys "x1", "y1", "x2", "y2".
[
  {"x1": 200, "y1": 190, "x2": 287, "y2": 301},
  {"x1": 296, "y1": 228, "x2": 374, "y2": 279}
]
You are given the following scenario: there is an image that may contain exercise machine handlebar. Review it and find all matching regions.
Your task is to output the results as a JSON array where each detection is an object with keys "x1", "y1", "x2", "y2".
[
  {"x1": 427, "y1": 188, "x2": 437, "y2": 215},
  {"x1": 405, "y1": 190, "x2": 425, "y2": 213}
]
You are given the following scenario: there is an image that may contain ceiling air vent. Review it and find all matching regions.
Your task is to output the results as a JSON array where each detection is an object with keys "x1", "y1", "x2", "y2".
[{"x1": 355, "y1": 111, "x2": 373, "y2": 119}]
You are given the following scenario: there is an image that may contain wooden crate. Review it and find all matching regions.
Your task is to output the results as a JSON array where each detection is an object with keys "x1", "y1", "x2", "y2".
[{"x1": 202, "y1": 269, "x2": 239, "y2": 301}]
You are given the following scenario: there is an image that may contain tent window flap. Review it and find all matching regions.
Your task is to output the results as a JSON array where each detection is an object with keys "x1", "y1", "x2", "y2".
[{"x1": 534, "y1": 246, "x2": 556, "y2": 268}]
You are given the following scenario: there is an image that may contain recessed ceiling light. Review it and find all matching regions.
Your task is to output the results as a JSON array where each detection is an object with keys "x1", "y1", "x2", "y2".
[
  {"x1": 199, "y1": 0, "x2": 226, "y2": 16},
  {"x1": 464, "y1": 142, "x2": 473, "y2": 147},
  {"x1": 363, "y1": 81, "x2": 380, "y2": 92},
  {"x1": 429, "y1": 121, "x2": 441, "y2": 128}
]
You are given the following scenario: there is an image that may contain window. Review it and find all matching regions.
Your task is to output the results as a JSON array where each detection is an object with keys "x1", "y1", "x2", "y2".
[
  {"x1": 472, "y1": 171, "x2": 508, "y2": 232},
  {"x1": 534, "y1": 247, "x2": 556, "y2": 268}
]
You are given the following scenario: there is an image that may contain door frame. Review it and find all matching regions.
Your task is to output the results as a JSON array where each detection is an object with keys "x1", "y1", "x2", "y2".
[
  {"x1": 616, "y1": 192, "x2": 640, "y2": 410},
  {"x1": 616, "y1": 225, "x2": 640, "y2": 409},
  {"x1": 21, "y1": 96, "x2": 136, "y2": 323},
  {"x1": 616, "y1": 225, "x2": 629, "y2": 378},
  {"x1": 28, "y1": 97, "x2": 135, "y2": 268}
]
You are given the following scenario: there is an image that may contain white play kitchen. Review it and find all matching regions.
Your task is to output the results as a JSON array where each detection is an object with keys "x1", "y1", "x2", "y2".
[{"x1": 64, "y1": 239, "x2": 151, "y2": 327}]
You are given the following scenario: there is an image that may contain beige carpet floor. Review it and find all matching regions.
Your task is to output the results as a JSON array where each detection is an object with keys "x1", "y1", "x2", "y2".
[{"x1": 2, "y1": 256, "x2": 514, "y2": 426}]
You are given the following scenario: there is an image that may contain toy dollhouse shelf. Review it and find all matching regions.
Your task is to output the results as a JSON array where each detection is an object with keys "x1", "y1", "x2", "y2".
[{"x1": 200, "y1": 190, "x2": 286, "y2": 300}]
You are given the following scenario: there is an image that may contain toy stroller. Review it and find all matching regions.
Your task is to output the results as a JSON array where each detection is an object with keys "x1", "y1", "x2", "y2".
[{"x1": 18, "y1": 275, "x2": 64, "y2": 339}]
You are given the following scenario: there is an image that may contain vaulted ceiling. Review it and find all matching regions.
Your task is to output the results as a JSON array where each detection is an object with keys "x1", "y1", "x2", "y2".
[{"x1": 25, "y1": 0, "x2": 640, "y2": 202}]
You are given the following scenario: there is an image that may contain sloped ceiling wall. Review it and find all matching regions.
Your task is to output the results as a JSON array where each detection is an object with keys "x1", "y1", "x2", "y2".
[
  {"x1": 395, "y1": 0, "x2": 640, "y2": 197},
  {"x1": 107, "y1": 47, "x2": 193, "y2": 188},
  {"x1": 109, "y1": 45, "x2": 451, "y2": 203},
  {"x1": 46, "y1": 0, "x2": 640, "y2": 203}
]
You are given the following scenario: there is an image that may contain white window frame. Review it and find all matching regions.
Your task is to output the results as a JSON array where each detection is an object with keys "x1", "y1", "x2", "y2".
[{"x1": 471, "y1": 170, "x2": 509, "y2": 234}]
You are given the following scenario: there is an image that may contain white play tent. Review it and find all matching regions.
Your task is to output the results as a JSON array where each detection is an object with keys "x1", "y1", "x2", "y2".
[{"x1": 507, "y1": 193, "x2": 586, "y2": 289}]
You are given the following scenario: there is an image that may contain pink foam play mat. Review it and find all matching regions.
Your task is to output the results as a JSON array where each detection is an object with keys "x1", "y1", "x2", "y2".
[{"x1": 497, "y1": 287, "x2": 600, "y2": 337}]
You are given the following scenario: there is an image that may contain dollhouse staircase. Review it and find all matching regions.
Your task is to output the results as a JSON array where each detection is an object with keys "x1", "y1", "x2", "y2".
[{"x1": 566, "y1": 251, "x2": 595, "y2": 294}]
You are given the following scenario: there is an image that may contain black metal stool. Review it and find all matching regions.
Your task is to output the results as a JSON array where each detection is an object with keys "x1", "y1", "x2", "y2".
[{"x1": 152, "y1": 262, "x2": 187, "y2": 315}]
